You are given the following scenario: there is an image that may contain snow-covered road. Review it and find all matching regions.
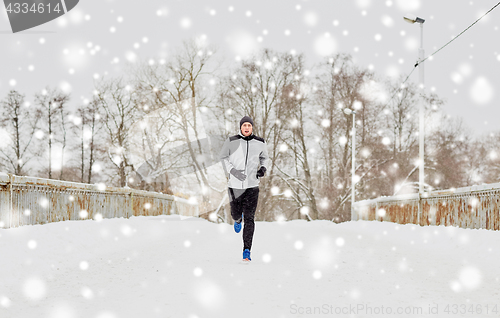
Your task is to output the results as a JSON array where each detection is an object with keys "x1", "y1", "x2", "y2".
[{"x1": 0, "y1": 215, "x2": 498, "y2": 318}]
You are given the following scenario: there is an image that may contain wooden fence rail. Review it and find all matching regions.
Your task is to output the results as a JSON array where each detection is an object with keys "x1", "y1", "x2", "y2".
[
  {"x1": 352, "y1": 183, "x2": 500, "y2": 230},
  {"x1": 0, "y1": 173, "x2": 198, "y2": 229}
]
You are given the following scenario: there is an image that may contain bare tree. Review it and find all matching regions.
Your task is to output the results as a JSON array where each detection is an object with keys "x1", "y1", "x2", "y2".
[
  {"x1": 127, "y1": 100, "x2": 182, "y2": 193},
  {"x1": 372, "y1": 79, "x2": 445, "y2": 196},
  {"x1": 71, "y1": 97, "x2": 104, "y2": 184},
  {"x1": 133, "y1": 40, "x2": 221, "y2": 200},
  {"x1": 58, "y1": 96, "x2": 70, "y2": 180},
  {"x1": 35, "y1": 88, "x2": 70, "y2": 179},
  {"x1": 384, "y1": 81, "x2": 419, "y2": 157},
  {"x1": 481, "y1": 131, "x2": 500, "y2": 184},
  {"x1": 0, "y1": 90, "x2": 41, "y2": 175},
  {"x1": 85, "y1": 98, "x2": 104, "y2": 184},
  {"x1": 95, "y1": 78, "x2": 139, "y2": 187},
  {"x1": 426, "y1": 115, "x2": 474, "y2": 189},
  {"x1": 218, "y1": 49, "x2": 303, "y2": 220},
  {"x1": 278, "y1": 71, "x2": 321, "y2": 220},
  {"x1": 314, "y1": 54, "x2": 380, "y2": 221}
]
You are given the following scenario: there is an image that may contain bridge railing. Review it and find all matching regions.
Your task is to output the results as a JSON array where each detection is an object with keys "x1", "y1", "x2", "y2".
[
  {"x1": 0, "y1": 173, "x2": 198, "y2": 228},
  {"x1": 353, "y1": 183, "x2": 500, "y2": 230}
]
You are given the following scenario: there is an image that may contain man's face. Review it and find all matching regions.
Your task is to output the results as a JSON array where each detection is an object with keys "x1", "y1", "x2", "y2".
[{"x1": 241, "y1": 122, "x2": 253, "y2": 136}]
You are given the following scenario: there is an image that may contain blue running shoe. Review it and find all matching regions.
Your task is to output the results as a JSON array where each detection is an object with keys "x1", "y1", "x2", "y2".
[
  {"x1": 243, "y1": 249, "x2": 251, "y2": 261},
  {"x1": 234, "y1": 220, "x2": 242, "y2": 233}
]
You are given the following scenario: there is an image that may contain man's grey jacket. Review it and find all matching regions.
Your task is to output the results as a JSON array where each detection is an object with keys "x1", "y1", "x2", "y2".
[{"x1": 219, "y1": 132, "x2": 269, "y2": 189}]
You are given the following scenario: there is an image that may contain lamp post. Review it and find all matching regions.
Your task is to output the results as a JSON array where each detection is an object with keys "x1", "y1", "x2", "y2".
[
  {"x1": 403, "y1": 14, "x2": 425, "y2": 195},
  {"x1": 344, "y1": 108, "x2": 356, "y2": 218}
]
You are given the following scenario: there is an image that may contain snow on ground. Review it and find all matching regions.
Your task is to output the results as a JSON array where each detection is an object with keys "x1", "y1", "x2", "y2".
[{"x1": 0, "y1": 216, "x2": 499, "y2": 318}]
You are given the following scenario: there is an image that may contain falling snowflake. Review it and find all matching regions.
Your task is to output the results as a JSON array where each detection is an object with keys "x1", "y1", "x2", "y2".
[
  {"x1": 294, "y1": 241, "x2": 304, "y2": 250},
  {"x1": 470, "y1": 76, "x2": 494, "y2": 104},
  {"x1": 300, "y1": 206, "x2": 310, "y2": 215},
  {"x1": 396, "y1": 0, "x2": 421, "y2": 11},
  {"x1": 79, "y1": 210, "x2": 88, "y2": 219},
  {"x1": 304, "y1": 11, "x2": 319, "y2": 27},
  {"x1": 27, "y1": 240, "x2": 37, "y2": 249},
  {"x1": 459, "y1": 266, "x2": 482, "y2": 290},
  {"x1": 262, "y1": 254, "x2": 272, "y2": 263},
  {"x1": 228, "y1": 30, "x2": 259, "y2": 57},
  {"x1": 23, "y1": 277, "x2": 47, "y2": 301},
  {"x1": 335, "y1": 237, "x2": 345, "y2": 246},
  {"x1": 381, "y1": 15, "x2": 394, "y2": 27},
  {"x1": 194, "y1": 280, "x2": 225, "y2": 310},
  {"x1": 0, "y1": 296, "x2": 12, "y2": 308},
  {"x1": 81, "y1": 286, "x2": 94, "y2": 299},
  {"x1": 314, "y1": 34, "x2": 337, "y2": 56},
  {"x1": 193, "y1": 267, "x2": 203, "y2": 277},
  {"x1": 312, "y1": 270, "x2": 322, "y2": 279},
  {"x1": 48, "y1": 304, "x2": 77, "y2": 318},
  {"x1": 271, "y1": 186, "x2": 280, "y2": 195},
  {"x1": 180, "y1": 17, "x2": 192, "y2": 29},
  {"x1": 79, "y1": 261, "x2": 90, "y2": 270}
]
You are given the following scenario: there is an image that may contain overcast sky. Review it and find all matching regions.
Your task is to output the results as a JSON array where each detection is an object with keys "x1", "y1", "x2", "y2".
[{"x1": 1, "y1": 0, "x2": 499, "y2": 136}]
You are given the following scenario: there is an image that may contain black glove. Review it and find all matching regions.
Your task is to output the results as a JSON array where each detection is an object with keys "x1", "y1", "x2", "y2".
[
  {"x1": 230, "y1": 168, "x2": 246, "y2": 181},
  {"x1": 256, "y1": 166, "x2": 267, "y2": 178}
]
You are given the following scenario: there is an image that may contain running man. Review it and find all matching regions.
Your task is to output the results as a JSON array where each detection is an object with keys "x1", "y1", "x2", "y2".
[{"x1": 219, "y1": 116, "x2": 269, "y2": 262}]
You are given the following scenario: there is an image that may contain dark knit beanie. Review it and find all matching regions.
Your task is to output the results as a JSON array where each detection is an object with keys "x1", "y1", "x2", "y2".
[{"x1": 240, "y1": 116, "x2": 254, "y2": 128}]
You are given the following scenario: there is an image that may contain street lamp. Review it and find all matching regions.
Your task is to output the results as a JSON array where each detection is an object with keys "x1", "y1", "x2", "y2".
[
  {"x1": 403, "y1": 14, "x2": 425, "y2": 195},
  {"x1": 403, "y1": 14, "x2": 425, "y2": 24},
  {"x1": 344, "y1": 108, "x2": 356, "y2": 218}
]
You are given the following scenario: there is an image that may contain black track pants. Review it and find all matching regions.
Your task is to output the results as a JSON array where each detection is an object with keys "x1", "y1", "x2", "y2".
[{"x1": 229, "y1": 187, "x2": 260, "y2": 251}]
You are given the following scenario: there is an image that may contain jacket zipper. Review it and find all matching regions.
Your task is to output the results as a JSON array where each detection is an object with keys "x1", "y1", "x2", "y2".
[{"x1": 243, "y1": 139, "x2": 249, "y2": 188}]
